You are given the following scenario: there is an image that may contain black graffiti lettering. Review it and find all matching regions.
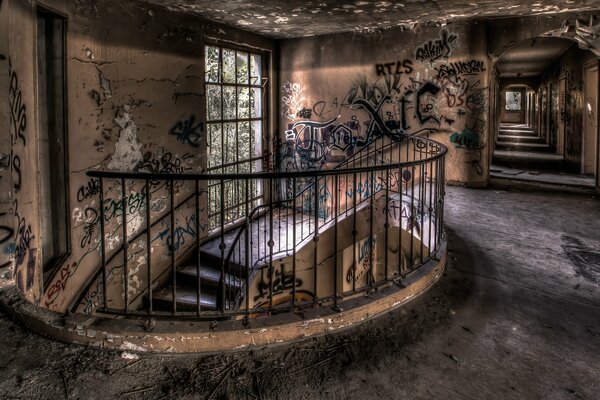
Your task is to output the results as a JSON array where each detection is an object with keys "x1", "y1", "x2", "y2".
[
  {"x1": 169, "y1": 115, "x2": 202, "y2": 147},
  {"x1": 296, "y1": 108, "x2": 312, "y2": 118},
  {"x1": 8, "y1": 59, "x2": 26, "y2": 146},
  {"x1": 13, "y1": 200, "x2": 34, "y2": 267},
  {"x1": 80, "y1": 208, "x2": 99, "y2": 248},
  {"x1": 11, "y1": 154, "x2": 21, "y2": 192},
  {"x1": 77, "y1": 178, "x2": 101, "y2": 203},
  {"x1": 254, "y1": 263, "x2": 302, "y2": 302},
  {"x1": 374, "y1": 59, "x2": 413, "y2": 77},
  {"x1": 312, "y1": 100, "x2": 330, "y2": 118},
  {"x1": 415, "y1": 29, "x2": 458, "y2": 63},
  {"x1": 416, "y1": 82, "x2": 441, "y2": 124}
]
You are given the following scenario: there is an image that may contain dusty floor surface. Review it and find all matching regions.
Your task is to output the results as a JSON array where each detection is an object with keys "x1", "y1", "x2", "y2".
[{"x1": 1, "y1": 186, "x2": 599, "y2": 400}]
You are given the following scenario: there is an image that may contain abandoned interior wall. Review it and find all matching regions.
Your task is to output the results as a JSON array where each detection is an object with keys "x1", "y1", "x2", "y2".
[
  {"x1": 536, "y1": 45, "x2": 595, "y2": 169},
  {"x1": 3, "y1": 0, "x2": 276, "y2": 313},
  {"x1": 278, "y1": 22, "x2": 490, "y2": 186},
  {"x1": 0, "y1": 1, "x2": 12, "y2": 276}
]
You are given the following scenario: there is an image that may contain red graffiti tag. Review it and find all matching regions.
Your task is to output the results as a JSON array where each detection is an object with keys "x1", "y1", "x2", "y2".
[{"x1": 45, "y1": 261, "x2": 77, "y2": 306}]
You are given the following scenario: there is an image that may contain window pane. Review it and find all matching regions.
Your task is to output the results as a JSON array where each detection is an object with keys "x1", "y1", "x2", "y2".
[
  {"x1": 223, "y1": 86, "x2": 236, "y2": 120},
  {"x1": 208, "y1": 123, "x2": 222, "y2": 168},
  {"x1": 252, "y1": 120, "x2": 262, "y2": 158},
  {"x1": 236, "y1": 51, "x2": 249, "y2": 84},
  {"x1": 238, "y1": 121, "x2": 250, "y2": 162},
  {"x1": 251, "y1": 88, "x2": 262, "y2": 118},
  {"x1": 250, "y1": 53, "x2": 261, "y2": 85},
  {"x1": 207, "y1": 84, "x2": 222, "y2": 121},
  {"x1": 222, "y1": 49, "x2": 236, "y2": 84},
  {"x1": 505, "y1": 91, "x2": 522, "y2": 111},
  {"x1": 223, "y1": 122, "x2": 237, "y2": 165},
  {"x1": 238, "y1": 87, "x2": 250, "y2": 119},
  {"x1": 205, "y1": 46, "x2": 220, "y2": 83}
]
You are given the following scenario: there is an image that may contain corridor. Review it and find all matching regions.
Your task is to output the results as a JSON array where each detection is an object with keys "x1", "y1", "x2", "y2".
[{"x1": 1, "y1": 185, "x2": 598, "y2": 399}]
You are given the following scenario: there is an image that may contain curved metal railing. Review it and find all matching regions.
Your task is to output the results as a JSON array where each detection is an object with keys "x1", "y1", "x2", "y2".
[{"x1": 81, "y1": 135, "x2": 446, "y2": 319}]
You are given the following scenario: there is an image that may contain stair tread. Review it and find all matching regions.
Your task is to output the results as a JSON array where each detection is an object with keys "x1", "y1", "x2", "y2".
[
  {"x1": 152, "y1": 285, "x2": 218, "y2": 309},
  {"x1": 178, "y1": 264, "x2": 244, "y2": 289},
  {"x1": 496, "y1": 141, "x2": 550, "y2": 147},
  {"x1": 497, "y1": 135, "x2": 544, "y2": 142}
]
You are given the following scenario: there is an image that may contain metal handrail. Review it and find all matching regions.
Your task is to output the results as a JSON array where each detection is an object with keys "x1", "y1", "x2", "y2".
[{"x1": 82, "y1": 135, "x2": 447, "y2": 319}]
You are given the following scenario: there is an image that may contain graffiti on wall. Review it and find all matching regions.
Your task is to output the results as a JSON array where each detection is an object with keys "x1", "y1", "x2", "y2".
[
  {"x1": 9, "y1": 58, "x2": 27, "y2": 146},
  {"x1": 282, "y1": 81, "x2": 306, "y2": 121},
  {"x1": 435, "y1": 60, "x2": 486, "y2": 79},
  {"x1": 414, "y1": 29, "x2": 458, "y2": 64},
  {"x1": 153, "y1": 213, "x2": 203, "y2": 254},
  {"x1": 279, "y1": 76, "x2": 447, "y2": 171},
  {"x1": 9, "y1": 58, "x2": 26, "y2": 193},
  {"x1": 254, "y1": 262, "x2": 303, "y2": 302},
  {"x1": 345, "y1": 236, "x2": 377, "y2": 285},
  {"x1": 375, "y1": 59, "x2": 414, "y2": 76},
  {"x1": 169, "y1": 115, "x2": 203, "y2": 147}
]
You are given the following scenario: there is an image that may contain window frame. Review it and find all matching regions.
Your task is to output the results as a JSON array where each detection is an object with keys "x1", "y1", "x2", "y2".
[{"x1": 203, "y1": 42, "x2": 269, "y2": 230}]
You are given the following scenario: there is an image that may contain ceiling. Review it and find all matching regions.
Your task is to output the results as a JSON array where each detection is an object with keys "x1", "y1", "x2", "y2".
[
  {"x1": 144, "y1": 0, "x2": 600, "y2": 38},
  {"x1": 495, "y1": 37, "x2": 575, "y2": 77}
]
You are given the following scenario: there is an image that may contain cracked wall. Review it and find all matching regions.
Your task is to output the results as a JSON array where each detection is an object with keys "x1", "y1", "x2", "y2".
[{"x1": 2, "y1": 0, "x2": 276, "y2": 312}]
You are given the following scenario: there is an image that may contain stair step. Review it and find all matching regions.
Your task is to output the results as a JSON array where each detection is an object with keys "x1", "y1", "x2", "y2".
[
  {"x1": 495, "y1": 142, "x2": 551, "y2": 152},
  {"x1": 151, "y1": 285, "x2": 223, "y2": 311},
  {"x1": 497, "y1": 135, "x2": 545, "y2": 143},
  {"x1": 178, "y1": 264, "x2": 244, "y2": 290},
  {"x1": 499, "y1": 129, "x2": 536, "y2": 136}
]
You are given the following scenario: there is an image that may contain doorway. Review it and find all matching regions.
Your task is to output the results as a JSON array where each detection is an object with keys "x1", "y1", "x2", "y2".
[{"x1": 491, "y1": 36, "x2": 597, "y2": 189}]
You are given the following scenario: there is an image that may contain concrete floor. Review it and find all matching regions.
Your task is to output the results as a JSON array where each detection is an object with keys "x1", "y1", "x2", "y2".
[{"x1": 0, "y1": 186, "x2": 599, "y2": 399}]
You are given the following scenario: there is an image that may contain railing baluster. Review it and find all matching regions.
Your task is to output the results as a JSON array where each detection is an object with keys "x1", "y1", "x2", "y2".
[
  {"x1": 219, "y1": 179, "x2": 225, "y2": 313},
  {"x1": 384, "y1": 169, "x2": 389, "y2": 281},
  {"x1": 410, "y1": 162, "x2": 415, "y2": 272},
  {"x1": 145, "y1": 179, "x2": 152, "y2": 316},
  {"x1": 369, "y1": 168, "x2": 374, "y2": 287},
  {"x1": 419, "y1": 141, "x2": 425, "y2": 266},
  {"x1": 399, "y1": 164, "x2": 403, "y2": 279},
  {"x1": 333, "y1": 174, "x2": 338, "y2": 309},
  {"x1": 427, "y1": 148, "x2": 433, "y2": 259},
  {"x1": 170, "y1": 180, "x2": 176, "y2": 315},
  {"x1": 196, "y1": 179, "x2": 201, "y2": 316},
  {"x1": 121, "y1": 178, "x2": 129, "y2": 314},
  {"x1": 99, "y1": 178, "x2": 107, "y2": 312},
  {"x1": 245, "y1": 178, "x2": 250, "y2": 319},
  {"x1": 352, "y1": 172, "x2": 357, "y2": 292},
  {"x1": 292, "y1": 177, "x2": 297, "y2": 307},
  {"x1": 313, "y1": 175, "x2": 318, "y2": 304},
  {"x1": 268, "y1": 178, "x2": 274, "y2": 310}
]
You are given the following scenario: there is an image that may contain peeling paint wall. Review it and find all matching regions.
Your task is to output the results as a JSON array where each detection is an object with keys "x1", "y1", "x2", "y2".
[
  {"x1": 277, "y1": 23, "x2": 490, "y2": 185},
  {"x1": 1, "y1": 0, "x2": 276, "y2": 312}
]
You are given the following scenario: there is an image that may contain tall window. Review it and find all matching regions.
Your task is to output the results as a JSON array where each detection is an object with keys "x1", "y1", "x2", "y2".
[{"x1": 205, "y1": 45, "x2": 264, "y2": 229}]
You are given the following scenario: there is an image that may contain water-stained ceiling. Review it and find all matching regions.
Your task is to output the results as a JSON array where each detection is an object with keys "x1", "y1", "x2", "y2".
[
  {"x1": 496, "y1": 37, "x2": 575, "y2": 77},
  {"x1": 144, "y1": 0, "x2": 600, "y2": 38}
]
